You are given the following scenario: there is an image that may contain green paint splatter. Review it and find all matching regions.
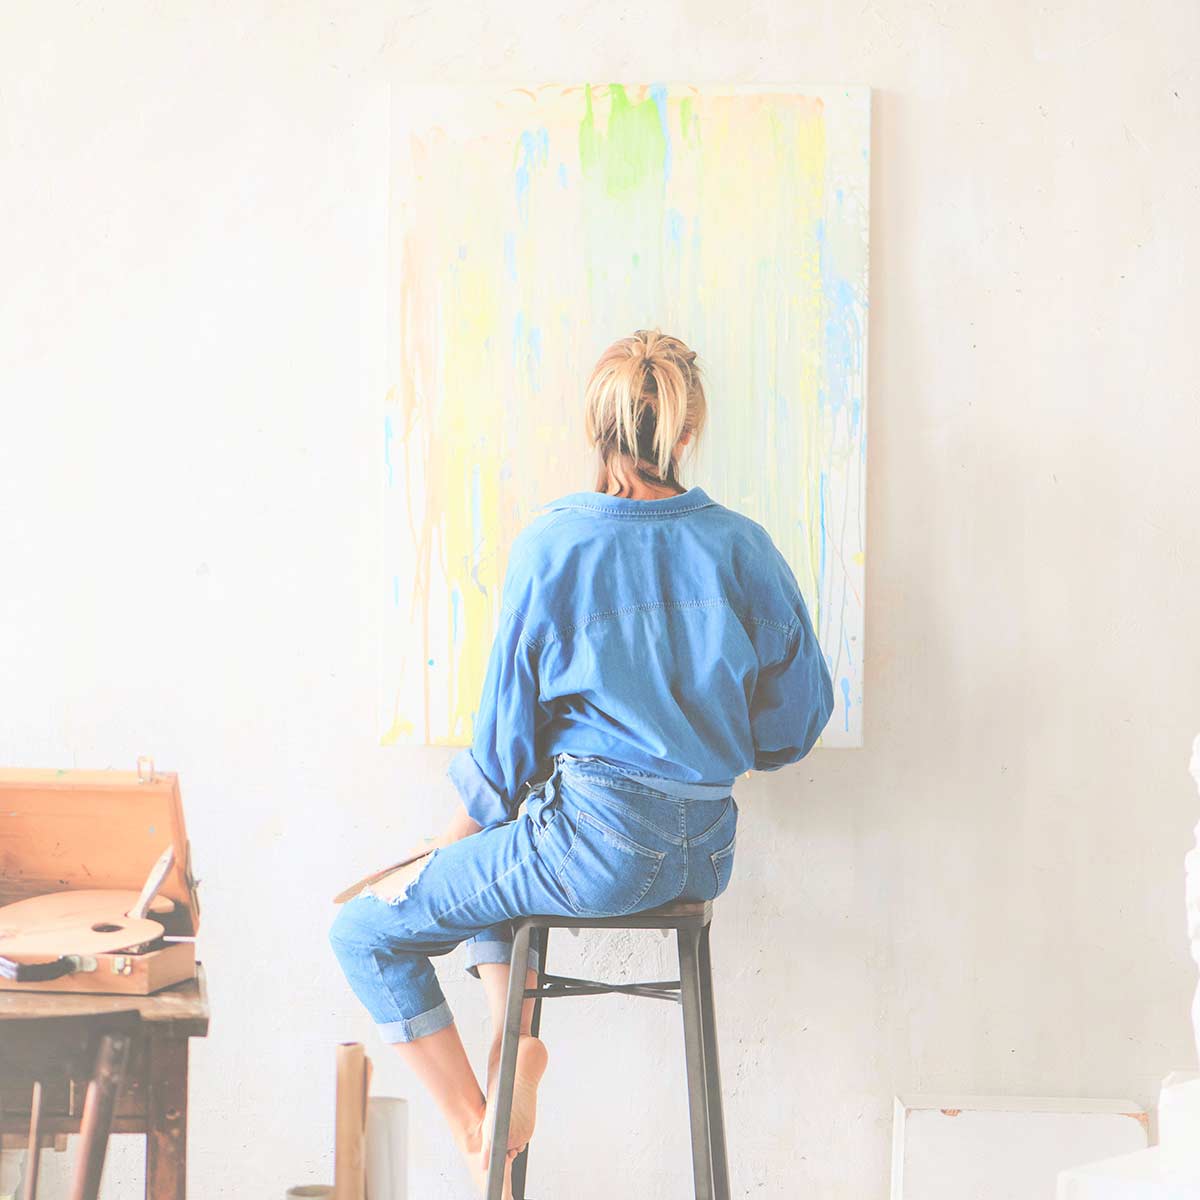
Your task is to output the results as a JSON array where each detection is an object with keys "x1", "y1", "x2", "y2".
[
  {"x1": 680, "y1": 96, "x2": 697, "y2": 144},
  {"x1": 578, "y1": 84, "x2": 668, "y2": 197}
]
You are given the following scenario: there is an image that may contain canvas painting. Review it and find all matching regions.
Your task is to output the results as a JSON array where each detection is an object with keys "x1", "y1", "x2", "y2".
[{"x1": 381, "y1": 82, "x2": 870, "y2": 749}]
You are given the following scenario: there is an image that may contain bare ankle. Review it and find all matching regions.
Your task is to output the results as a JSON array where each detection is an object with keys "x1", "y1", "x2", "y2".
[{"x1": 454, "y1": 1101, "x2": 487, "y2": 1155}]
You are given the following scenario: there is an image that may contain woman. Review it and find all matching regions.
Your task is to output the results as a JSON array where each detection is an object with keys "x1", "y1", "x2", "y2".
[{"x1": 329, "y1": 329, "x2": 834, "y2": 1196}]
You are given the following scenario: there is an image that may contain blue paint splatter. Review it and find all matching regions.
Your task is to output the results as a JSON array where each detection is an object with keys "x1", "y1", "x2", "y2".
[
  {"x1": 650, "y1": 84, "x2": 672, "y2": 180},
  {"x1": 822, "y1": 276, "x2": 862, "y2": 433},
  {"x1": 514, "y1": 128, "x2": 550, "y2": 221},
  {"x1": 840, "y1": 677, "x2": 851, "y2": 732},
  {"x1": 428, "y1": 657, "x2": 435, "y2": 667},
  {"x1": 511, "y1": 311, "x2": 543, "y2": 391},
  {"x1": 817, "y1": 201, "x2": 865, "y2": 438},
  {"x1": 504, "y1": 233, "x2": 517, "y2": 282},
  {"x1": 666, "y1": 208, "x2": 684, "y2": 247},
  {"x1": 558, "y1": 162, "x2": 568, "y2": 188}
]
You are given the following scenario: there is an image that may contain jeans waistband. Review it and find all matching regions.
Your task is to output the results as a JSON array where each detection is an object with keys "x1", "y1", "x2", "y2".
[{"x1": 553, "y1": 751, "x2": 735, "y2": 802}]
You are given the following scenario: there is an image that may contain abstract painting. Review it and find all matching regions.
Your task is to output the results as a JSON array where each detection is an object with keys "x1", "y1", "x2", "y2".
[{"x1": 381, "y1": 83, "x2": 869, "y2": 749}]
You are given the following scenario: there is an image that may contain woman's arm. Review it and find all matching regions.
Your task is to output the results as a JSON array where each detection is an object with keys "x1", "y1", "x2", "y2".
[
  {"x1": 434, "y1": 800, "x2": 485, "y2": 848},
  {"x1": 366, "y1": 800, "x2": 485, "y2": 903},
  {"x1": 400, "y1": 800, "x2": 484, "y2": 862}
]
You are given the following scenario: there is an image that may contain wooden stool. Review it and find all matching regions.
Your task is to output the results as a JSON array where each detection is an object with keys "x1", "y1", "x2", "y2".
[{"x1": 486, "y1": 899, "x2": 730, "y2": 1200}]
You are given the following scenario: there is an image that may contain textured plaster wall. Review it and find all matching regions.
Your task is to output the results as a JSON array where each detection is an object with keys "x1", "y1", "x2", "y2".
[{"x1": 2, "y1": 3, "x2": 1199, "y2": 1197}]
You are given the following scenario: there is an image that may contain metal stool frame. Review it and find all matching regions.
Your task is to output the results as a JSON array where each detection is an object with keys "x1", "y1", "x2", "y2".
[{"x1": 487, "y1": 900, "x2": 730, "y2": 1200}]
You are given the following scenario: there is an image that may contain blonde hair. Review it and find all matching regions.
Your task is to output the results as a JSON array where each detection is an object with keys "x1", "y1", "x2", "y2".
[{"x1": 582, "y1": 328, "x2": 708, "y2": 496}]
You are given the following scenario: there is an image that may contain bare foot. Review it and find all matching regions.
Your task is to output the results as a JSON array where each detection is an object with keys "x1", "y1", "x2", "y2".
[
  {"x1": 460, "y1": 1112, "x2": 517, "y2": 1198},
  {"x1": 479, "y1": 1035, "x2": 549, "y2": 1171},
  {"x1": 457, "y1": 1112, "x2": 518, "y2": 1198}
]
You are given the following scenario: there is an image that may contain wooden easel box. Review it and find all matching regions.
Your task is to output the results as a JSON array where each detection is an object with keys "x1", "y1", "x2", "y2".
[{"x1": 0, "y1": 768, "x2": 200, "y2": 995}]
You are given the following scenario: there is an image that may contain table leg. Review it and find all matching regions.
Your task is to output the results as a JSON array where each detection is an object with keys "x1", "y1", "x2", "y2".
[{"x1": 145, "y1": 1037, "x2": 188, "y2": 1200}]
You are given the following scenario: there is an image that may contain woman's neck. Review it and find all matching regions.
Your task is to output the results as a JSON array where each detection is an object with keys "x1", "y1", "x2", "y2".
[
  {"x1": 614, "y1": 480, "x2": 687, "y2": 500},
  {"x1": 599, "y1": 455, "x2": 687, "y2": 500}
]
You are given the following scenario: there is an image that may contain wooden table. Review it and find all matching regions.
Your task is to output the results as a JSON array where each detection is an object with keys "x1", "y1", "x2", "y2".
[{"x1": 0, "y1": 963, "x2": 209, "y2": 1200}]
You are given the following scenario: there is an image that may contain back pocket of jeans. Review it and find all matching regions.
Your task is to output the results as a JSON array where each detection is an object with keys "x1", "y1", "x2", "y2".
[
  {"x1": 556, "y1": 810, "x2": 666, "y2": 917},
  {"x1": 710, "y1": 831, "x2": 737, "y2": 897}
]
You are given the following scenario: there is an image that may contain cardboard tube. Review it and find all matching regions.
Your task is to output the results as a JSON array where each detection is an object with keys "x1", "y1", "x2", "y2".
[
  {"x1": 365, "y1": 1097, "x2": 409, "y2": 1200},
  {"x1": 334, "y1": 1043, "x2": 368, "y2": 1200}
]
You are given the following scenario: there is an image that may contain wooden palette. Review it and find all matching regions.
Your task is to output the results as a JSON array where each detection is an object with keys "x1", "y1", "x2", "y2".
[{"x1": 0, "y1": 889, "x2": 173, "y2": 964}]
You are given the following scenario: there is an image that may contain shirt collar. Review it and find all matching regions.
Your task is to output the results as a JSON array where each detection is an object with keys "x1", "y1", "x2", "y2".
[{"x1": 543, "y1": 485, "x2": 715, "y2": 518}]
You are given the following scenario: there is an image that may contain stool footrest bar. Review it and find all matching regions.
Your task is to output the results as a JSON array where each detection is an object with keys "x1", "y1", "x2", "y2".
[{"x1": 525, "y1": 973, "x2": 683, "y2": 1003}]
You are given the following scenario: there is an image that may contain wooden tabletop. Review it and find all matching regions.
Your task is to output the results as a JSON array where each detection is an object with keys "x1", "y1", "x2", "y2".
[{"x1": 0, "y1": 962, "x2": 209, "y2": 1038}]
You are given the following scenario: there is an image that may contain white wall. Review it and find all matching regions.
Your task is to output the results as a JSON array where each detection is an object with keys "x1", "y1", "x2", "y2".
[{"x1": 2, "y1": 3, "x2": 1198, "y2": 1197}]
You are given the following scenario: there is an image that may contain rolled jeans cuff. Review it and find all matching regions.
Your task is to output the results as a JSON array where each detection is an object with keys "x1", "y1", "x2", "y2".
[
  {"x1": 463, "y1": 935, "x2": 540, "y2": 980},
  {"x1": 376, "y1": 998, "x2": 455, "y2": 1044}
]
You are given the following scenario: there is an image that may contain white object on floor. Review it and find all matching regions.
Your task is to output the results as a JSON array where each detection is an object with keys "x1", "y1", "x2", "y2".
[
  {"x1": 365, "y1": 1097, "x2": 408, "y2": 1200},
  {"x1": 1158, "y1": 1071, "x2": 1200, "y2": 1179},
  {"x1": 1058, "y1": 1072, "x2": 1200, "y2": 1198},
  {"x1": 891, "y1": 1094, "x2": 1149, "y2": 1199},
  {"x1": 1056, "y1": 1147, "x2": 1197, "y2": 1199}
]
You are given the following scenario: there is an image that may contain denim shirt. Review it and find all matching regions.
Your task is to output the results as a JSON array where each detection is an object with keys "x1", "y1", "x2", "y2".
[{"x1": 447, "y1": 484, "x2": 835, "y2": 829}]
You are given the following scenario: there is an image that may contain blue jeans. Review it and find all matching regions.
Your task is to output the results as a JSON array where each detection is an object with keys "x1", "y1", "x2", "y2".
[{"x1": 328, "y1": 751, "x2": 739, "y2": 1043}]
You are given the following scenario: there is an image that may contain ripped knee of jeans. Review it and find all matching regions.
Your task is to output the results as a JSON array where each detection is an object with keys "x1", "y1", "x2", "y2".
[{"x1": 359, "y1": 848, "x2": 437, "y2": 905}]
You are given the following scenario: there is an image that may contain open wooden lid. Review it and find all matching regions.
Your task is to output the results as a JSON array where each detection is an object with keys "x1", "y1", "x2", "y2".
[{"x1": 0, "y1": 764, "x2": 199, "y2": 937}]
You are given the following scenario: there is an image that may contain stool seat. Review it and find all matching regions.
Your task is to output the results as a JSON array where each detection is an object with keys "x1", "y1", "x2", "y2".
[
  {"x1": 641, "y1": 898, "x2": 711, "y2": 919},
  {"x1": 513, "y1": 897, "x2": 712, "y2": 932}
]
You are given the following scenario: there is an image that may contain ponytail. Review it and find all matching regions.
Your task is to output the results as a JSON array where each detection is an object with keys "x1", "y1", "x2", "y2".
[{"x1": 583, "y1": 328, "x2": 707, "y2": 496}]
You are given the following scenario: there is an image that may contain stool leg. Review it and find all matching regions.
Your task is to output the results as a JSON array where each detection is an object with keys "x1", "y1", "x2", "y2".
[
  {"x1": 678, "y1": 926, "x2": 714, "y2": 1200},
  {"x1": 698, "y1": 923, "x2": 731, "y2": 1200},
  {"x1": 511, "y1": 925, "x2": 548, "y2": 1200},
  {"x1": 486, "y1": 922, "x2": 533, "y2": 1200}
]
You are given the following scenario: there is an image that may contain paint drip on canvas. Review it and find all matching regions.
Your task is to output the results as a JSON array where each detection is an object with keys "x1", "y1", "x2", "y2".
[{"x1": 381, "y1": 83, "x2": 869, "y2": 749}]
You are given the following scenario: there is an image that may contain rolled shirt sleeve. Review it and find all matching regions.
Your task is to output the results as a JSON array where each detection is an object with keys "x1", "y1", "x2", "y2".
[
  {"x1": 750, "y1": 548, "x2": 835, "y2": 769},
  {"x1": 447, "y1": 601, "x2": 545, "y2": 828}
]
